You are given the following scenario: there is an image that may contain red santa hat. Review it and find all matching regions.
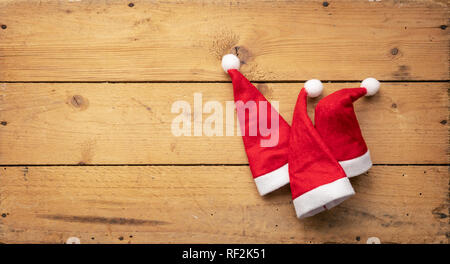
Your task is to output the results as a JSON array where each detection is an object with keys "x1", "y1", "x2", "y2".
[
  {"x1": 221, "y1": 54, "x2": 291, "y2": 196},
  {"x1": 289, "y1": 85, "x2": 355, "y2": 219},
  {"x1": 313, "y1": 78, "x2": 380, "y2": 177}
]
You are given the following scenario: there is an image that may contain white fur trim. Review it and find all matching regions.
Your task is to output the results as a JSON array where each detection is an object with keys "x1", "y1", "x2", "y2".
[
  {"x1": 293, "y1": 177, "x2": 355, "y2": 219},
  {"x1": 338, "y1": 150, "x2": 372, "y2": 178},
  {"x1": 304, "y1": 79, "x2": 323, "y2": 98},
  {"x1": 221, "y1": 54, "x2": 240, "y2": 72},
  {"x1": 254, "y1": 163, "x2": 289, "y2": 196},
  {"x1": 361, "y1": 77, "x2": 380, "y2": 96}
]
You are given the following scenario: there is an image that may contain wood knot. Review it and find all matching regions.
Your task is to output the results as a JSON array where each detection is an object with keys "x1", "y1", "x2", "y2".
[
  {"x1": 69, "y1": 95, "x2": 89, "y2": 111},
  {"x1": 390, "y1": 48, "x2": 399, "y2": 55},
  {"x1": 128, "y1": 3, "x2": 134, "y2": 8},
  {"x1": 322, "y1": 2, "x2": 329, "y2": 7},
  {"x1": 232, "y1": 46, "x2": 251, "y2": 65},
  {"x1": 1, "y1": 25, "x2": 7, "y2": 30},
  {"x1": 0, "y1": 121, "x2": 7, "y2": 126}
]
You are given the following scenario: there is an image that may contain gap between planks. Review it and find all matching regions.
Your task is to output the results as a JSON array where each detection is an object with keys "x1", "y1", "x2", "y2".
[
  {"x1": 0, "y1": 80, "x2": 449, "y2": 84},
  {"x1": 0, "y1": 164, "x2": 448, "y2": 167}
]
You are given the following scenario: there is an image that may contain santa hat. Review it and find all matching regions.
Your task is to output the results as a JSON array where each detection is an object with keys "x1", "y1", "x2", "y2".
[
  {"x1": 289, "y1": 84, "x2": 355, "y2": 219},
  {"x1": 313, "y1": 78, "x2": 380, "y2": 177},
  {"x1": 221, "y1": 54, "x2": 291, "y2": 196}
]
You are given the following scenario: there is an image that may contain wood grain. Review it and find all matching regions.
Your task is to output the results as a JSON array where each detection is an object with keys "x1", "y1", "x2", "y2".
[
  {"x1": 0, "y1": 0, "x2": 447, "y2": 245},
  {"x1": 0, "y1": 82, "x2": 447, "y2": 165},
  {"x1": 0, "y1": 165, "x2": 447, "y2": 244},
  {"x1": 0, "y1": 0, "x2": 448, "y2": 81}
]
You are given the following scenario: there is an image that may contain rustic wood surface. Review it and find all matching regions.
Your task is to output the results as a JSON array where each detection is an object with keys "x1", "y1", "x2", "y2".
[
  {"x1": 0, "y1": 82, "x2": 447, "y2": 164},
  {"x1": 0, "y1": 0, "x2": 448, "y2": 244},
  {"x1": 0, "y1": 166, "x2": 447, "y2": 244},
  {"x1": 0, "y1": 0, "x2": 448, "y2": 81}
]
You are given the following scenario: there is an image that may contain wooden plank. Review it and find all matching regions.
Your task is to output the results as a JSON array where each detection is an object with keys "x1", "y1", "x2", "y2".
[
  {"x1": 0, "y1": 0, "x2": 448, "y2": 81},
  {"x1": 0, "y1": 165, "x2": 447, "y2": 243},
  {"x1": 0, "y1": 82, "x2": 447, "y2": 164}
]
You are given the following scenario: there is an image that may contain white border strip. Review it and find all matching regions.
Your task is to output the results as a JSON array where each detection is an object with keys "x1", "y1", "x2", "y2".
[
  {"x1": 254, "y1": 163, "x2": 289, "y2": 196},
  {"x1": 339, "y1": 150, "x2": 372, "y2": 178},
  {"x1": 293, "y1": 177, "x2": 355, "y2": 219}
]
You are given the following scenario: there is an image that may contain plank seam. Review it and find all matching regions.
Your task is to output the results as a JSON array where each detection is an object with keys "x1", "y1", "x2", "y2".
[
  {"x1": 0, "y1": 80, "x2": 449, "y2": 84},
  {"x1": 0, "y1": 164, "x2": 448, "y2": 167}
]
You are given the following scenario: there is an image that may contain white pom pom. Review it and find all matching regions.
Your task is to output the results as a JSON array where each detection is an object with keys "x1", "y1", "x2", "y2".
[
  {"x1": 361, "y1": 77, "x2": 380, "y2": 96},
  {"x1": 304, "y1": 79, "x2": 323, "y2": 98},
  {"x1": 221, "y1": 54, "x2": 240, "y2": 73}
]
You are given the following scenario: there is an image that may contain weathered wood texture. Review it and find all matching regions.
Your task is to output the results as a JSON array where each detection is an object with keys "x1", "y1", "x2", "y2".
[
  {"x1": 0, "y1": 166, "x2": 447, "y2": 244},
  {"x1": 0, "y1": 0, "x2": 448, "y2": 81},
  {"x1": 0, "y1": 82, "x2": 447, "y2": 164},
  {"x1": 0, "y1": 0, "x2": 448, "y2": 244}
]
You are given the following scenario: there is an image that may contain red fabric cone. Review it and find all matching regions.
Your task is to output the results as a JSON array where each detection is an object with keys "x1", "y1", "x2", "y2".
[
  {"x1": 289, "y1": 88, "x2": 354, "y2": 219},
  {"x1": 314, "y1": 88, "x2": 372, "y2": 177},
  {"x1": 227, "y1": 69, "x2": 291, "y2": 196}
]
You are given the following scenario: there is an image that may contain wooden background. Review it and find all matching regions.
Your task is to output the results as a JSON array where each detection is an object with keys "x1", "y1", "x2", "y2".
[{"x1": 0, "y1": 0, "x2": 448, "y2": 244}]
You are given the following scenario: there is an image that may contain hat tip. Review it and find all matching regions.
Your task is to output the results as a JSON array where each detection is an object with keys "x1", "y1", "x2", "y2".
[
  {"x1": 221, "y1": 54, "x2": 240, "y2": 73},
  {"x1": 304, "y1": 79, "x2": 323, "y2": 98},
  {"x1": 361, "y1": 78, "x2": 380, "y2": 96}
]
